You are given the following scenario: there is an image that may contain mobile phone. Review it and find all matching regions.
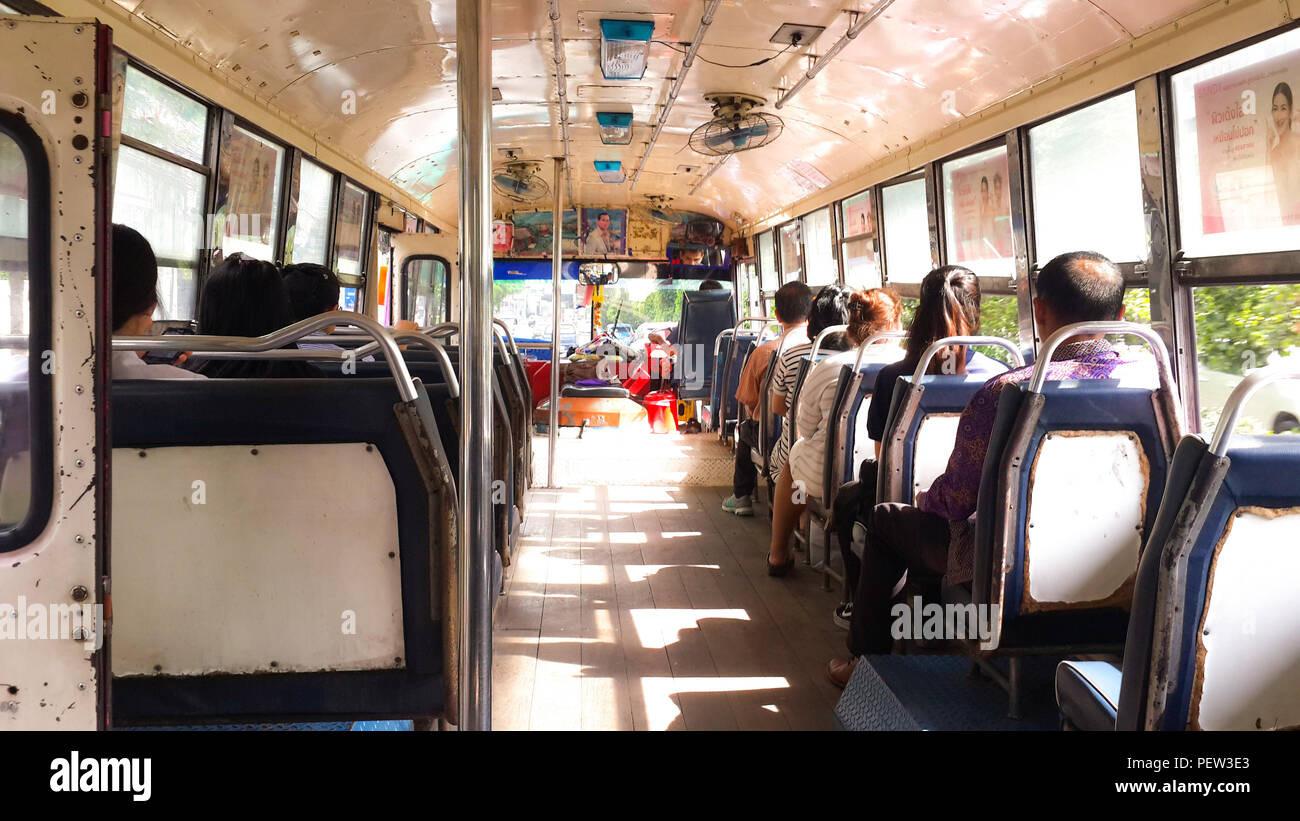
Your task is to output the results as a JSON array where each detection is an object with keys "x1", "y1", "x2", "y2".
[{"x1": 142, "y1": 326, "x2": 195, "y2": 365}]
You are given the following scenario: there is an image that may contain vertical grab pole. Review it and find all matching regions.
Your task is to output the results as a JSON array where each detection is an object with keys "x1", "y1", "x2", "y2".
[
  {"x1": 457, "y1": 0, "x2": 493, "y2": 731},
  {"x1": 547, "y1": 157, "x2": 564, "y2": 487}
]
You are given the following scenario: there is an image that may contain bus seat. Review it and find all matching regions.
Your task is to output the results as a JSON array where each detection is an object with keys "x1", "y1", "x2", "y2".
[
  {"x1": 110, "y1": 378, "x2": 457, "y2": 725},
  {"x1": 1058, "y1": 431, "x2": 1300, "y2": 730},
  {"x1": 676, "y1": 289, "x2": 736, "y2": 401},
  {"x1": 717, "y1": 334, "x2": 757, "y2": 443},
  {"x1": 702, "y1": 330, "x2": 732, "y2": 433},
  {"x1": 877, "y1": 374, "x2": 999, "y2": 506},
  {"x1": 967, "y1": 374, "x2": 1180, "y2": 652}
]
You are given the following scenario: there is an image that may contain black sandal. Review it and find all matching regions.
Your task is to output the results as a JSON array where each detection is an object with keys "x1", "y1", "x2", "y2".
[{"x1": 767, "y1": 552, "x2": 795, "y2": 577}]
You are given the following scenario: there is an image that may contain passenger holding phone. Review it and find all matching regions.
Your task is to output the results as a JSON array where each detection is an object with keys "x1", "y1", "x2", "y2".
[{"x1": 111, "y1": 224, "x2": 205, "y2": 380}]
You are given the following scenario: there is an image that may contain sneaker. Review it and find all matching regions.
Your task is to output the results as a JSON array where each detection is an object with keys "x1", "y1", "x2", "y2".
[
  {"x1": 833, "y1": 601, "x2": 853, "y2": 630},
  {"x1": 721, "y1": 494, "x2": 754, "y2": 516}
]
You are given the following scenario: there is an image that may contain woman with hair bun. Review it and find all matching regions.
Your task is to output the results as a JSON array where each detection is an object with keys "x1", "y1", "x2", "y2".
[{"x1": 767, "y1": 286, "x2": 904, "y2": 576}]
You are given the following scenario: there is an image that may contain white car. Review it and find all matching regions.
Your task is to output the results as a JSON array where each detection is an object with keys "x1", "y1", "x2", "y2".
[{"x1": 1197, "y1": 364, "x2": 1300, "y2": 434}]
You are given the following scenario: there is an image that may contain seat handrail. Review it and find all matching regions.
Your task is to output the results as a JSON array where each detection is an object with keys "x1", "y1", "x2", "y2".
[
  {"x1": 113, "y1": 311, "x2": 422, "y2": 403},
  {"x1": 730, "y1": 316, "x2": 781, "y2": 338},
  {"x1": 287, "y1": 323, "x2": 462, "y2": 398},
  {"x1": 910, "y1": 336, "x2": 1024, "y2": 382},
  {"x1": 1027, "y1": 321, "x2": 1175, "y2": 396},
  {"x1": 713, "y1": 328, "x2": 735, "y2": 360},
  {"x1": 851, "y1": 329, "x2": 907, "y2": 371},
  {"x1": 808, "y1": 324, "x2": 849, "y2": 362},
  {"x1": 1209, "y1": 364, "x2": 1300, "y2": 456}
]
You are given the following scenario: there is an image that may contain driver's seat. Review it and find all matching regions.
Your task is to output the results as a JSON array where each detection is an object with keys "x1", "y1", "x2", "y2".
[{"x1": 676, "y1": 289, "x2": 736, "y2": 401}]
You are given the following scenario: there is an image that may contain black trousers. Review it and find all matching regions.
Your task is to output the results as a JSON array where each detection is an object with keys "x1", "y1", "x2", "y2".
[
  {"x1": 847, "y1": 502, "x2": 951, "y2": 656},
  {"x1": 832, "y1": 461, "x2": 879, "y2": 597},
  {"x1": 733, "y1": 419, "x2": 759, "y2": 498}
]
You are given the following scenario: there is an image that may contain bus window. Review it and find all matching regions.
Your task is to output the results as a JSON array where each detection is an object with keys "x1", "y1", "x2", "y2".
[
  {"x1": 1172, "y1": 27, "x2": 1300, "y2": 258},
  {"x1": 0, "y1": 124, "x2": 48, "y2": 540},
  {"x1": 802, "y1": 208, "x2": 835, "y2": 286},
  {"x1": 114, "y1": 66, "x2": 209, "y2": 319},
  {"x1": 1194, "y1": 283, "x2": 1300, "y2": 435},
  {"x1": 978, "y1": 294, "x2": 1021, "y2": 366},
  {"x1": 404, "y1": 211, "x2": 419, "y2": 234},
  {"x1": 942, "y1": 145, "x2": 1014, "y2": 280},
  {"x1": 216, "y1": 124, "x2": 285, "y2": 262},
  {"x1": 404, "y1": 256, "x2": 449, "y2": 327},
  {"x1": 334, "y1": 179, "x2": 367, "y2": 276},
  {"x1": 493, "y1": 278, "x2": 591, "y2": 349},
  {"x1": 840, "y1": 190, "x2": 880, "y2": 288},
  {"x1": 881, "y1": 176, "x2": 931, "y2": 284},
  {"x1": 777, "y1": 221, "x2": 801, "y2": 282},
  {"x1": 290, "y1": 157, "x2": 334, "y2": 265},
  {"x1": 1029, "y1": 90, "x2": 1146, "y2": 264},
  {"x1": 757, "y1": 230, "x2": 777, "y2": 303}
]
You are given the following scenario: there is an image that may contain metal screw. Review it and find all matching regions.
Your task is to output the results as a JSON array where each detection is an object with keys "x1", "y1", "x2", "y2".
[
  {"x1": 74, "y1": 459, "x2": 84, "y2": 469},
  {"x1": 74, "y1": 309, "x2": 84, "y2": 318},
  {"x1": 74, "y1": 385, "x2": 84, "y2": 394},
  {"x1": 75, "y1": 535, "x2": 84, "y2": 544},
  {"x1": 77, "y1": 683, "x2": 86, "y2": 691},
  {"x1": 72, "y1": 627, "x2": 87, "y2": 641},
  {"x1": 74, "y1": 75, "x2": 83, "y2": 85},
  {"x1": 71, "y1": 585, "x2": 88, "y2": 602}
]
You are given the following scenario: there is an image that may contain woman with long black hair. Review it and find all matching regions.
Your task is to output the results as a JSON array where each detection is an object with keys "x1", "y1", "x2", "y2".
[{"x1": 192, "y1": 254, "x2": 323, "y2": 379}]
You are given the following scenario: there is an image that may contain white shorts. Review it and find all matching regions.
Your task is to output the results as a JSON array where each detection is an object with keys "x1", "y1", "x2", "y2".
[{"x1": 788, "y1": 438, "x2": 824, "y2": 501}]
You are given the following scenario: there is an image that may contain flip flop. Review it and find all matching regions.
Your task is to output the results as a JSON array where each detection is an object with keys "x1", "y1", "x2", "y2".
[{"x1": 766, "y1": 552, "x2": 795, "y2": 577}]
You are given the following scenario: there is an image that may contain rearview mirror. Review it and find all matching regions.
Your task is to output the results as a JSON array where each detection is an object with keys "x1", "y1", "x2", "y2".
[{"x1": 578, "y1": 262, "x2": 620, "y2": 286}]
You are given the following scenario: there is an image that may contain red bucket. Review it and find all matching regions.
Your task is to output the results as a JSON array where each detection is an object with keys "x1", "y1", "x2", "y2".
[{"x1": 644, "y1": 390, "x2": 677, "y2": 434}]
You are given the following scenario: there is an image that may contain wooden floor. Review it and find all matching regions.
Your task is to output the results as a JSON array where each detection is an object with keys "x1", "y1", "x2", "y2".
[{"x1": 492, "y1": 482, "x2": 851, "y2": 730}]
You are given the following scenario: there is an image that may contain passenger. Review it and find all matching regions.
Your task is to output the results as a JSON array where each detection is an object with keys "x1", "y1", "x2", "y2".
[
  {"x1": 192, "y1": 254, "x2": 324, "y2": 379},
  {"x1": 281, "y1": 262, "x2": 343, "y2": 350},
  {"x1": 767, "y1": 286, "x2": 904, "y2": 575},
  {"x1": 830, "y1": 267, "x2": 1009, "y2": 624},
  {"x1": 111, "y1": 224, "x2": 205, "y2": 380},
  {"x1": 826, "y1": 251, "x2": 1143, "y2": 686},
  {"x1": 721, "y1": 281, "x2": 812, "y2": 516}
]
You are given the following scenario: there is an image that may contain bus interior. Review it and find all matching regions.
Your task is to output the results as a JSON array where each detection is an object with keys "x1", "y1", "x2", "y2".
[{"x1": 0, "y1": 0, "x2": 1298, "y2": 738}]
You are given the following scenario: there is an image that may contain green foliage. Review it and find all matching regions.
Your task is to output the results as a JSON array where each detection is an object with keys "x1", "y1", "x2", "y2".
[{"x1": 1193, "y1": 284, "x2": 1300, "y2": 376}]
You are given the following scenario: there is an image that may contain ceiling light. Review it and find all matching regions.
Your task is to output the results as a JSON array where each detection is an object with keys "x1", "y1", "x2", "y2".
[
  {"x1": 594, "y1": 160, "x2": 626, "y2": 184},
  {"x1": 596, "y1": 112, "x2": 634, "y2": 145},
  {"x1": 600, "y1": 19, "x2": 654, "y2": 81}
]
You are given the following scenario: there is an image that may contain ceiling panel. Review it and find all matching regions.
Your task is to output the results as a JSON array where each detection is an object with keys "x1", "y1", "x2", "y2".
[{"x1": 111, "y1": 0, "x2": 1218, "y2": 229}]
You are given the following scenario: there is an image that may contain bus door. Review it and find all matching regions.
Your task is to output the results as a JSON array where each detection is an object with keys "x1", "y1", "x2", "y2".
[
  {"x1": 392, "y1": 232, "x2": 457, "y2": 327},
  {"x1": 0, "y1": 16, "x2": 110, "y2": 730}
]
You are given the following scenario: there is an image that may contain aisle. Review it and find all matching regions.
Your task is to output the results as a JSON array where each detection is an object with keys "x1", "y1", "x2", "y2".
[{"x1": 492, "y1": 482, "x2": 850, "y2": 730}]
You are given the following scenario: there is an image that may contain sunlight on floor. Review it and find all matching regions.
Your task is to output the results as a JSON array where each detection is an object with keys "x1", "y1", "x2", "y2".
[
  {"x1": 640, "y1": 677, "x2": 792, "y2": 731},
  {"x1": 629, "y1": 608, "x2": 752, "y2": 650}
]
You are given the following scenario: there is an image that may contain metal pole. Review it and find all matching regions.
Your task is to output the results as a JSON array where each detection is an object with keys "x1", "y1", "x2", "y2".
[
  {"x1": 547, "y1": 157, "x2": 564, "y2": 488},
  {"x1": 456, "y1": 0, "x2": 493, "y2": 731}
]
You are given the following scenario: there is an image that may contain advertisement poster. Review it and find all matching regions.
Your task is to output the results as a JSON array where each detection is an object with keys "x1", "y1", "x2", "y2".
[
  {"x1": 579, "y1": 207, "x2": 627, "y2": 256},
  {"x1": 511, "y1": 210, "x2": 578, "y2": 256},
  {"x1": 1194, "y1": 53, "x2": 1300, "y2": 230},
  {"x1": 842, "y1": 191, "x2": 873, "y2": 238},
  {"x1": 222, "y1": 128, "x2": 280, "y2": 244},
  {"x1": 948, "y1": 153, "x2": 1012, "y2": 262}
]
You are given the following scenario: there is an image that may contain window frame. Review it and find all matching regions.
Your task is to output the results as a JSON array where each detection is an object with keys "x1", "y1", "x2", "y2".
[
  {"x1": 877, "y1": 168, "x2": 934, "y2": 298},
  {"x1": 934, "y1": 136, "x2": 1020, "y2": 296},
  {"x1": 836, "y1": 185, "x2": 882, "y2": 287},
  {"x1": 332, "y1": 174, "x2": 372, "y2": 291},
  {"x1": 776, "y1": 219, "x2": 803, "y2": 284},
  {"x1": 285, "y1": 150, "x2": 338, "y2": 267},
  {"x1": 1020, "y1": 85, "x2": 1147, "y2": 285},
  {"x1": 116, "y1": 59, "x2": 215, "y2": 298},
  {"x1": 0, "y1": 110, "x2": 54, "y2": 552},
  {"x1": 1161, "y1": 19, "x2": 1300, "y2": 285}
]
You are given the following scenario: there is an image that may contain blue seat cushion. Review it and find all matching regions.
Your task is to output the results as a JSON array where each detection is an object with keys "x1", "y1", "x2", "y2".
[{"x1": 1055, "y1": 660, "x2": 1121, "y2": 731}]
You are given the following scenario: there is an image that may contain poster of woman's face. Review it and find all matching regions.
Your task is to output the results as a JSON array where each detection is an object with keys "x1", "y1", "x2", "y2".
[
  {"x1": 1194, "y1": 54, "x2": 1300, "y2": 231},
  {"x1": 580, "y1": 208, "x2": 627, "y2": 256}
]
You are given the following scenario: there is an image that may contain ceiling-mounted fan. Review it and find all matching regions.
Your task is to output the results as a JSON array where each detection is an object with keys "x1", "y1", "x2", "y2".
[
  {"x1": 491, "y1": 152, "x2": 551, "y2": 203},
  {"x1": 689, "y1": 93, "x2": 783, "y2": 157}
]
